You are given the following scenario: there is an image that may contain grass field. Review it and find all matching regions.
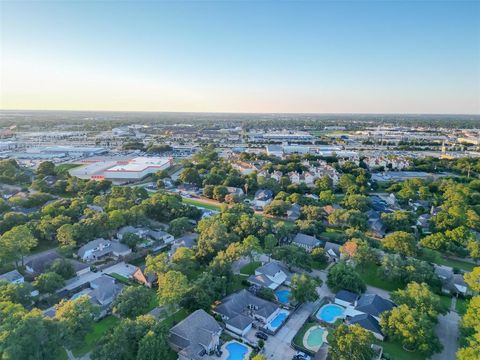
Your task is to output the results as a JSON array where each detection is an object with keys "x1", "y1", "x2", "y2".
[
  {"x1": 56, "y1": 163, "x2": 82, "y2": 174},
  {"x1": 357, "y1": 264, "x2": 402, "y2": 292},
  {"x1": 240, "y1": 261, "x2": 261, "y2": 275},
  {"x1": 229, "y1": 274, "x2": 249, "y2": 294},
  {"x1": 72, "y1": 316, "x2": 120, "y2": 356},
  {"x1": 182, "y1": 197, "x2": 222, "y2": 211},
  {"x1": 319, "y1": 228, "x2": 345, "y2": 242},
  {"x1": 439, "y1": 295, "x2": 452, "y2": 312},
  {"x1": 379, "y1": 340, "x2": 426, "y2": 360}
]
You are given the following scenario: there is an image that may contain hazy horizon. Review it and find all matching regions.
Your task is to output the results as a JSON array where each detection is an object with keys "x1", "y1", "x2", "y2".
[{"x1": 1, "y1": 1, "x2": 479, "y2": 114}]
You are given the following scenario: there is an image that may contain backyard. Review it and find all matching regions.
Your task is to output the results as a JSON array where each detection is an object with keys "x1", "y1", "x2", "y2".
[
  {"x1": 240, "y1": 261, "x2": 261, "y2": 275},
  {"x1": 357, "y1": 264, "x2": 402, "y2": 292},
  {"x1": 378, "y1": 340, "x2": 426, "y2": 360},
  {"x1": 72, "y1": 316, "x2": 120, "y2": 357}
]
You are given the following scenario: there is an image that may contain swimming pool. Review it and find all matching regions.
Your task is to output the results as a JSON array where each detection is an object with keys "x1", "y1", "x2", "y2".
[
  {"x1": 265, "y1": 309, "x2": 290, "y2": 331},
  {"x1": 275, "y1": 289, "x2": 291, "y2": 304},
  {"x1": 316, "y1": 304, "x2": 345, "y2": 323},
  {"x1": 304, "y1": 326, "x2": 327, "y2": 351},
  {"x1": 225, "y1": 341, "x2": 249, "y2": 360}
]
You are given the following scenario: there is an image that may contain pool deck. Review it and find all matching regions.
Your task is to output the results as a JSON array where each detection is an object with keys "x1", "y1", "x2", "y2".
[
  {"x1": 219, "y1": 340, "x2": 252, "y2": 360},
  {"x1": 303, "y1": 325, "x2": 328, "y2": 352}
]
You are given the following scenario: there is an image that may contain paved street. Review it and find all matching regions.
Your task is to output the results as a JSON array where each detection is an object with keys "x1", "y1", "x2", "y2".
[{"x1": 262, "y1": 301, "x2": 317, "y2": 359}]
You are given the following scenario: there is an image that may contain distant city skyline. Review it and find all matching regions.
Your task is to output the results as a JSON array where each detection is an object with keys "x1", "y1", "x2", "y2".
[{"x1": 1, "y1": 1, "x2": 479, "y2": 114}]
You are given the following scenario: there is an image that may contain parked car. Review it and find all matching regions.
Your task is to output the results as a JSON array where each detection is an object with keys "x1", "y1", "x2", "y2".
[{"x1": 255, "y1": 331, "x2": 268, "y2": 340}]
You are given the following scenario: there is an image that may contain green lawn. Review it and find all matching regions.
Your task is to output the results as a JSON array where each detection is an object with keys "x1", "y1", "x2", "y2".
[
  {"x1": 109, "y1": 272, "x2": 136, "y2": 285},
  {"x1": 357, "y1": 264, "x2": 402, "y2": 292},
  {"x1": 319, "y1": 229, "x2": 345, "y2": 242},
  {"x1": 72, "y1": 316, "x2": 120, "y2": 357},
  {"x1": 182, "y1": 197, "x2": 222, "y2": 211},
  {"x1": 439, "y1": 295, "x2": 452, "y2": 312},
  {"x1": 160, "y1": 308, "x2": 190, "y2": 327},
  {"x1": 292, "y1": 321, "x2": 317, "y2": 352},
  {"x1": 54, "y1": 348, "x2": 68, "y2": 360},
  {"x1": 229, "y1": 274, "x2": 249, "y2": 294},
  {"x1": 378, "y1": 340, "x2": 426, "y2": 360},
  {"x1": 240, "y1": 261, "x2": 261, "y2": 275},
  {"x1": 456, "y1": 297, "x2": 469, "y2": 315},
  {"x1": 420, "y1": 249, "x2": 476, "y2": 272}
]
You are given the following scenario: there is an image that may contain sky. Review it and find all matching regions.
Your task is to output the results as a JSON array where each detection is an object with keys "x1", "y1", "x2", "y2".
[{"x1": 1, "y1": 1, "x2": 479, "y2": 114}]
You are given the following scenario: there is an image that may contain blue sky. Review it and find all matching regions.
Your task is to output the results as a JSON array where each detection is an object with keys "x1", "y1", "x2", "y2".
[{"x1": 1, "y1": 1, "x2": 479, "y2": 113}]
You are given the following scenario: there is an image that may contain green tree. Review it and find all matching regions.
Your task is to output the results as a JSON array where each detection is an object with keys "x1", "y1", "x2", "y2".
[
  {"x1": 391, "y1": 282, "x2": 445, "y2": 319},
  {"x1": 171, "y1": 247, "x2": 197, "y2": 278},
  {"x1": 381, "y1": 210, "x2": 415, "y2": 232},
  {"x1": 112, "y1": 286, "x2": 152, "y2": 318},
  {"x1": 0, "y1": 224, "x2": 38, "y2": 268},
  {"x1": 342, "y1": 194, "x2": 371, "y2": 212},
  {"x1": 120, "y1": 233, "x2": 143, "y2": 249},
  {"x1": 157, "y1": 271, "x2": 189, "y2": 311},
  {"x1": 56, "y1": 223, "x2": 77, "y2": 250},
  {"x1": 464, "y1": 267, "x2": 480, "y2": 292},
  {"x1": 34, "y1": 272, "x2": 64, "y2": 294},
  {"x1": 264, "y1": 200, "x2": 291, "y2": 217},
  {"x1": 136, "y1": 327, "x2": 171, "y2": 360},
  {"x1": 329, "y1": 324, "x2": 375, "y2": 360},
  {"x1": 0, "y1": 280, "x2": 33, "y2": 307},
  {"x1": 213, "y1": 185, "x2": 228, "y2": 202},
  {"x1": 37, "y1": 161, "x2": 56, "y2": 177},
  {"x1": 0, "y1": 305, "x2": 63, "y2": 360},
  {"x1": 291, "y1": 273, "x2": 318, "y2": 303},
  {"x1": 327, "y1": 262, "x2": 366, "y2": 294},
  {"x1": 179, "y1": 167, "x2": 201, "y2": 186},
  {"x1": 169, "y1": 217, "x2": 193, "y2": 237},
  {"x1": 380, "y1": 304, "x2": 442, "y2": 355},
  {"x1": 382, "y1": 231, "x2": 417, "y2": 256},
  {"x1": 55, "y1": 295, "x2": 100, "y2": 349},
  {"x1": 145, "y1": 252, "x2": 170, "y2": 275},
  {"x1": 49, "y1": 258, "x2": 75, "y2": 279}
]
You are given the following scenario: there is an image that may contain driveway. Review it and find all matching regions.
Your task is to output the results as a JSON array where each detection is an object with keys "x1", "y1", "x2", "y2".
[
  {"x1": 103, "y1": 261, "x2": 137, "y2": 278},
  {"x1": 431, "y1": 298, "x2": 460, "y2": 360},
  {"x1": 262, "y1": 301, "x2": 317, "y2": 359}
]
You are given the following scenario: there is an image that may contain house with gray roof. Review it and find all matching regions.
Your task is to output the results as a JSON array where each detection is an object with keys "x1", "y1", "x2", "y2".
[
  {"x1": 0, "y1": 269, "x2": 24, "y2": 285},
  {"x1": 25, "y1": 251, "x2": 90, "y2": 277},
  {"x1": 434, "y1": 265, "x2": 470, "y2": 295},
  {"x1": 247, "y1": 261, "x2": 292, "y2": 290},
  {"x1": 324, "y1": 241, "x2": 342, "y2": 263},
  {"x1": 287, "y1": 203, "x2": 301, "y2": 221},
  {"x1": 254, "y1": 189, "x2": 274, "y2": 209},
  {"x1": 292, "y1": 233, "x2": 321, "y2": 252},
  {"x1": 169, "y1": 233, "x2": 198, "y2": 257},
  {"x1": 117, "y1": 226, "x2": 174, "y2": 250},
  {"x1": 347, "y1": 313, "x2": 384, "y2": 340},
  {"x1": 366, "y1": 210, "x2": 386, "y2": 238},
  {"x1": 213, "y1": 289, "x2": 280, "y2": 336},
  {"x1": 334, "y1": 290, "x2": 358, "y2": 307},
  {"x1": 169, "y1": 309, "x2": 222, "y2": 360},
  {"x1": 354, "y1": 294, "x2": 396, "y2": 320},
  {"x1": 77, "y1": 239, "x2": 131, "y2": 262}
]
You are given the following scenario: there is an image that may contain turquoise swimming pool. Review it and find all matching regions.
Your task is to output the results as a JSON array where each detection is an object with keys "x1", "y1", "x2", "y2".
[
  {"x1": 265, "y1": 309, "x2": 290, "y2": 331},
  {"x1": 306, "y1": 326, "x2": 326, "y2": 348},
  {"x1": 226, "y1": 342, "x2": 248, "y2": 360},
  {"x1": 316, "y1": 304, "x2": 345, "y2": 323},
  {"x1": 275, "y1": 289, "x2": 291, "y2": 304}
]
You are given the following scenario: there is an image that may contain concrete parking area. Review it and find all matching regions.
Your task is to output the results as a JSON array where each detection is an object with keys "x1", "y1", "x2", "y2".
[
  {"x1": 262, "y1": 301, "x2": 318, "y2": 360},
  {"x1": 103, "y1": 261, "x2": 137, "y2": 278}
]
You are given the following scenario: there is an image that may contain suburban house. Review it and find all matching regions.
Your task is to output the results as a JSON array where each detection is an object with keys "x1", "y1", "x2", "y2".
[
  {"x1": 226, "y1": 186, "x2": 245, "y2": 197},
  {"x1": 416, "y1": 213, "x2": 432, "y2": 235},
  {"x1": 324, "y1": 242, "x2": 342, "y2": 263},
  {"x1": 347, "y1": 313, "x2": 384, "y2": 340},
  {"x1": 0, "y1": 269, "x2": 24, "y2": 284},
  {"x1": 169, "y1": 233, "x2": 198, "y2": 257},
  {"x1": 353, "y1": 294, "x2": 396, "y2": 320},
  {"x1": 77, "y1": 239, "x2": 131, "y2": 262},
  {"x1": 213, "y1": 289, "x2": 280, "y2": 336},
  {"x1": 169, "y1": 309, "x2": 222, "y2": 360},
  {"x1": 69, "y1": 274, "x2": 124, "y2": 318},
  {"x1": 434, "y1": 265, "x2": 470, "y2": 295},
  {"x1": 334, "y1": 290, "x2": 358, "y2": 307},
  {"x1": 292, "y1": 233, "x2": 321, "y2": 252},
  {"x1": 117, "y1": 226, "x2": 174, "y2": 250},
  {"x1": 286, "y1": 203, "x2": 301, "y2": 221},
  {"x1": 335, "y1": 291, "x2": 395, "y2": 340},
  {"x1": 247, "y1": 262, "x2": 292, "y2": 290},
  {"x1": 132, "y1": 265, "x2": 156, "y2": 288},
  {"x1": 25, "y1": 252, "x2": 90, "y2": 277},
  {"x1": 366, "y1": 210, "x2": 386, "y2": 238},
  {"x1": 254, "y1": 189, "x2": 274, "y2": 209}
]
